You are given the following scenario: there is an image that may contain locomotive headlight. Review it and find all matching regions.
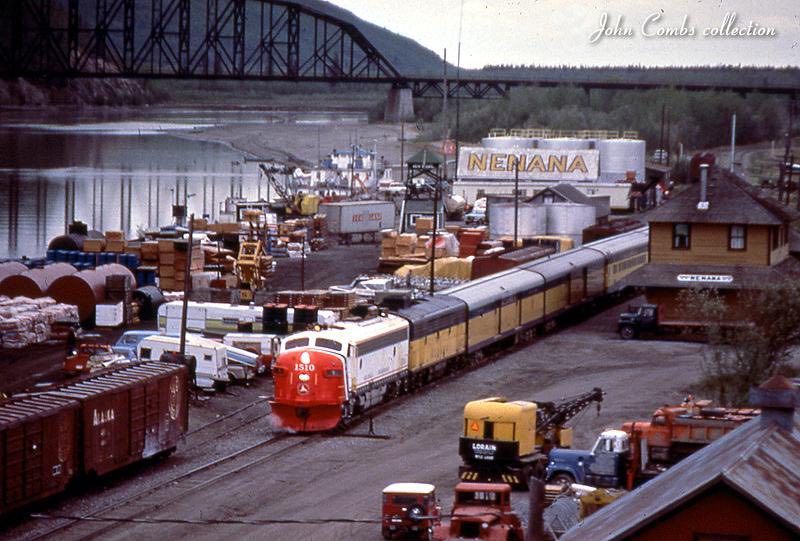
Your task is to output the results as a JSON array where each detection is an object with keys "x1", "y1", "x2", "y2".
[
  {"x1": 482, "y1": 522, "x2": 489, "y2": 529},
  {"x1": 298, "y1": 373, "x2": 310, "y2": 382}
]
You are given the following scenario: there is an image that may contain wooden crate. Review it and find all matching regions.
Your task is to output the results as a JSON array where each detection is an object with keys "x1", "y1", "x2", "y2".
[
  {"x1": 83, "y1": 239, "x2": 105, "y2": 253},
  {"x1": 105, "y1": 239, "x2": 126, "y2": 253}
]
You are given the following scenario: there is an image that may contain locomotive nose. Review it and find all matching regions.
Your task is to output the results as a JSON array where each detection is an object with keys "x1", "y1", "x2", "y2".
[{"x1": 296, "y1": 407, "x2": 310, "y2": 419}]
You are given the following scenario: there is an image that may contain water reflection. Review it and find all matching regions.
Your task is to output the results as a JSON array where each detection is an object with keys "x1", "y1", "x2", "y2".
[{"x1": 0, "y1": 109, "x2": 367, "y2": 258}]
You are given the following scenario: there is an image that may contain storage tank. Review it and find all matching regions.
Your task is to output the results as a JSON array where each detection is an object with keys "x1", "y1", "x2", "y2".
[
  {"x1": 545, "y1": 203, "x2": 597, "y2": 247},
  {"x1": 597, "y1": 139, "x2": 646, "y2": 183},
  {"x1": 481, "y1": 136, "x2": 537, "y2": 149},
  {"x1": 0, "y1": 262, "x2": 28, "y2": 285},
  {"x1": 538, "y1": 138, "x2": 592, "y2": 150},
  {"x1": 47, "y1": 264, "x2": 136, "y2": 322},
  {"x1": 488, "y1": 203, "x2": 547, "y2": 239},
  {"x1": 0, "y1": 263, "x2": 77, "y2": 298}
]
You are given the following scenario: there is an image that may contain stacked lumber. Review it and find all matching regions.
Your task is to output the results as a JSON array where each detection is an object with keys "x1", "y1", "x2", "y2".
[
  {"x1": 104, "y1": 231, "x2": 126, "y2": 253},
  {"x1": 157, "y1": 239, "x2": 203, "y2": 291}
]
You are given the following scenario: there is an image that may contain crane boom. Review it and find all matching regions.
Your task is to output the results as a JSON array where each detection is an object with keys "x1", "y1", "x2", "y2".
[
  {"x1": 258, "y1": 162, "x2": 301, "y2": 214},
  {"x1": 535, "y1": 387, "x2": 604, "y2": 436}
]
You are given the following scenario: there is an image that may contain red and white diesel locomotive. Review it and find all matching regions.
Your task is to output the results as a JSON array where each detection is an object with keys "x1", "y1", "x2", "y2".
[
  {"x1": 271, "y1": 227, "x2": 650, "y2": 432},
  {"x1": 270, "y1": 315, "x2": 409, "y2": 431}
]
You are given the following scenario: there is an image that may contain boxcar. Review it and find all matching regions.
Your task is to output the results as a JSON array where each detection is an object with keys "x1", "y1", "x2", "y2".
[
  {"x1": 48, "y1": 362, "x2": 188, "y2": 476},
  {"x1": 0, "y1": 396, "x2": 79, "y2": 515}
]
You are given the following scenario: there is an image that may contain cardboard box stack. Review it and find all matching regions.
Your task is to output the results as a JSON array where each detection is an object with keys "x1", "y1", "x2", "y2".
[
  {"x1": 380, "y1": 230, "x2": 398, "y2": 257},
  {"x1": 104, "y1": 274, "x2": 137, "y2": 325},
  {"x1": 83, "y1": 238, "x2": 106, "y2": 253},
  {"x1": 414, "y1": 216, "x2": 434, "y2": 235},
  {"x1": 458, "y1": 227, "x2": 488, "y2": 257},
  {"x1": 395, "y1": 233, "x2": 419, "y2": 257},
  {"x1": 104, "y1": 231, "x2": 126, "y2": 253},
  {"x1": 157, "y1": 239, "x2": 204, "y2": 291}
]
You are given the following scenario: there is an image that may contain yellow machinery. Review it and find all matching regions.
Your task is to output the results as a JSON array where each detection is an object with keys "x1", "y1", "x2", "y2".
[
  {"x1": 458, "y1": 388, "x2": 603, "y2": 489},
  {"x1": 579, "y1": 488, "x2": 625, "y2": 518},
  {"x1": 235, "y1": 240, "x2": 273, "y2": 301}
]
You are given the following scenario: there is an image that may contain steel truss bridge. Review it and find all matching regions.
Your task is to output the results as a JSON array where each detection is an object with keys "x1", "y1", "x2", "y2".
[{"x1": 0, "y1": 0, "x2": 797, "y2": 99}]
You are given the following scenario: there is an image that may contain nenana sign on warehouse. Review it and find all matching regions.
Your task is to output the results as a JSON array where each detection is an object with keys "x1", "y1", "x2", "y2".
[{"x1": 457, "y1": 146, "x2": 599, "y2": 182}]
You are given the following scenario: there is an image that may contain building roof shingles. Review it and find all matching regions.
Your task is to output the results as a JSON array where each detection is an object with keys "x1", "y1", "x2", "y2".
[{"x1": 646, "y1": 170, "x2": 800, "y2": 225}]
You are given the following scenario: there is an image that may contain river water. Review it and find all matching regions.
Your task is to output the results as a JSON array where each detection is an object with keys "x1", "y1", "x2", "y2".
[{"x1": 0, "y1": 108, "x2": 366, "y2": 259}]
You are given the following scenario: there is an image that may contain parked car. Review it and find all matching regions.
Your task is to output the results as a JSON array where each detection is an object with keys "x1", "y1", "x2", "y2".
[
  {"x1": 112, "y1": 330, "x2": 161, "y2": 360},
  {"x1": 464, "y1": 197, "x2": 487, "y2": 225}
]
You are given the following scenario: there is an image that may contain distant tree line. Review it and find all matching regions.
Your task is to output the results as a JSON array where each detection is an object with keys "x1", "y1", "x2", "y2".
[{"x1": 413, "y1": 85, "x2": 793, "y2": 154}]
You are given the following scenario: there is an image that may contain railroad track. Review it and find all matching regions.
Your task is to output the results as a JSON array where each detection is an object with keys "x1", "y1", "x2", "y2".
[{"x1": 29, "y1": 432, "x2": 317, "y2": 541}]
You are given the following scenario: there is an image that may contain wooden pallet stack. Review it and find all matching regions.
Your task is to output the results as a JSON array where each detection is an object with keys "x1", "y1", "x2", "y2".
[{"x1": 157, "y1": 239, "x2": 204, "y2": 291}]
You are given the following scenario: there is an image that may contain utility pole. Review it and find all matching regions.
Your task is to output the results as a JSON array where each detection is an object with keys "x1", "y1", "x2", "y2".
[
  {"x1": 429, "y1": 178, "x2": 439, "y2": 296},
  {"x1": 442, "y1": 48, "x2": 449, "y2": 180},
  {"x1": 400, "y1": 121, "x2": 405, "y2": 183},
  {"x1": 454, "y1": 0, "x2": 464, "y2": 182},
  {"x1": 300, "y1": 229, "x2": 306, "y2": 291},
  {"x1": 350, "y1": 143, "x2": 355, "y2": 197},
  {"x1": 658, "y1": 104, "x2": 666, "y2": 165},
  {"x1": 730, "y1": 113, "x2": 736, "y2": 173},
  {"x1": 179, "y1": 214, "x2": 195, "y2": 358},
  {"x1": 514, "y1": 159, "x2": 520, "y2": 248}
]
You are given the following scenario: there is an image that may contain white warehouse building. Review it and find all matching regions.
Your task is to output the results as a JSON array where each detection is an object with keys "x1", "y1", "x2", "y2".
[{"x1": 454, "y1": 130, "x2": 646, "y2": 211}]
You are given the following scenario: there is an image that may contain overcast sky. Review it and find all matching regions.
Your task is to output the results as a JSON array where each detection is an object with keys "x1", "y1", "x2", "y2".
[{"x1": 328, "y1": 0, "x2": 799, "y2": 68}]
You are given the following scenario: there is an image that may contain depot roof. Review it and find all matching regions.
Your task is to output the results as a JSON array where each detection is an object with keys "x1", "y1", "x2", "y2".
[{"x1": 646, "y1": 170, "x2": 800, "y2": 225}]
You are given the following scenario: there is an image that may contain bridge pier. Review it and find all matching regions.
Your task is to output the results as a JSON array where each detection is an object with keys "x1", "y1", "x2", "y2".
[{"x1": 384, "y1": 86, "x2": 414, "y2": 122}]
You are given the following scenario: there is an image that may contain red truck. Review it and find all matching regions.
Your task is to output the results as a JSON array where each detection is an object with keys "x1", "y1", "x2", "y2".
[
  {"x1": 546, "y1": 398, "x2": 759, "y2": 490},
  {"x1": 432, "y1": 483, "x2": 524, "y2": 541}
]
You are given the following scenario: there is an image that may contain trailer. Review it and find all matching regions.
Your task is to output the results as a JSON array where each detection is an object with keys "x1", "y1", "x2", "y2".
[
  {"x1": 137, "y1": 335, "x2": 229, "y2": 389},
  {"x1": 318, "y1": 200, "x2": 396, "y2": 243}
]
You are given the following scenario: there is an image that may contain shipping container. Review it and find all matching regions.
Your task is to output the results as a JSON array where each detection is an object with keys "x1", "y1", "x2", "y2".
[
  {"x1": 0, "y1": 395, "x2": 79, "y2": 515},
  {"x1": 47, "y1": 362, "x2": 188, "y2": 476},
  {"x1": 318, "y1": 201, "x2": 396, "y2": 239}
]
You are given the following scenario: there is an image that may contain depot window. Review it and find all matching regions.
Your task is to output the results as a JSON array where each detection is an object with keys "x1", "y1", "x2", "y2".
[
  {"x1": 672, "y1": 223, "x2": 691, "y2": 249},
  {"x1": 729, "y1": 225, "x2": 746, "y2": 251}
]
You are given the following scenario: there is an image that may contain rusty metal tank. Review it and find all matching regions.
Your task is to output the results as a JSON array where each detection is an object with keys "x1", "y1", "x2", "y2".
[
  {"x1": 46, "y1": 264, "x2": 136, "y2": 322},
  {"x1": 0, "y1": 262, "x2": 27, "y2": 285},
  {"x1": 0, "y1": 263, "x2": 77, "y2": 299}
]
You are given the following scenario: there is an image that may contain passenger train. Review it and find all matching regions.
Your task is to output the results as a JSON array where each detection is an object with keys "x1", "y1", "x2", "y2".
[{"x1": 270, "y1": 227, "x2": 649, "y2": 432}]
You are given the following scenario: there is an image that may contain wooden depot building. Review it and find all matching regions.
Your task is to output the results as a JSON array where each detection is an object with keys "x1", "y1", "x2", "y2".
[{"x1": 625, "y1": 166, "x2": 800, "y2": 322}]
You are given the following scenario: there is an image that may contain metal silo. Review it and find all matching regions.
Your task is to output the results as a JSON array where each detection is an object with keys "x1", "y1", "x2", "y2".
[
  {"x1": 481, "y1": 136, "x2": 538, "y2": 149},
  {"x1": 488, "y1": 203, "x2": 547, "y2": 239},
  {"x1": 537, "y1": 138, "x2": 592, "y2": 150},
  {"x1": 545, "y1": 203, "x2": 597, "y2": 246},
  {"x1": 597, "y1": 139, "x2": 646, "y2": 183}
]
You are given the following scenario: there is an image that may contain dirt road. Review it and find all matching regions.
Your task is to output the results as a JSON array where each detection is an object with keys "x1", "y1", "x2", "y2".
[{"x1": 39, "y1": 300, "x2": 706, "y2": 541}]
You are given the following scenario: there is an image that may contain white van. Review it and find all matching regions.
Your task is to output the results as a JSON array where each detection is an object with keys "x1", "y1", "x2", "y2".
[{"x1": 137, "y1": 334, "x2": 229, "y2": 389}]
